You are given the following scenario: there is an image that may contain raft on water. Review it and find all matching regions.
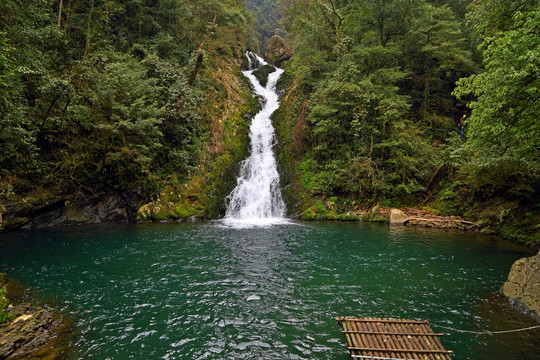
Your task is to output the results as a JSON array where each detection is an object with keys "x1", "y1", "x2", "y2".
[{"x1": 336, "y1": 317, "x2": 453, "y2": 360}]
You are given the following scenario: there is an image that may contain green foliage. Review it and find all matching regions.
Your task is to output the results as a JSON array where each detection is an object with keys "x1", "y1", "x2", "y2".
[
  {"x1": 277, "y1": 0, "x2": 537, "y2": 244},
  {"x1": 403, "y1": 4, "x2": 476, "y2": 136},
  {"x1": 276, "y1": 0, "x2": 468, "y2": 203},
  {"x1": 450, "y1": 0, "x2": 540, "y2": 224},
  {"x1": 380, "y1": 199, "x2": 392, "y2": 207},
  {"x1": 247, "y1": 0, "x2": 284, "y2": 52},
  {"x1": 0, "y1": 286, "x2": 15, "y2": 325},
  {"x1": 454, "y1": 2, "x2": 539, "y2": 165},
  {"x1": 0, "y1": 0, "x2": 253, "y2": 201}
]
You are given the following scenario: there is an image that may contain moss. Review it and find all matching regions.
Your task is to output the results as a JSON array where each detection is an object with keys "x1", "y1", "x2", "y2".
[
  {"x1": 0, "y1": 285, "x2": 15, "y2": 324},
  {"x1": 136, "y1": 54, "x2": 258, "y2": 222},
  {"x1": 151, "y1": 207, "x2": 170, "y2": 221},
  {"x1": 173, "y1": 204, "x2": 199, "y2": 219},
  {"x1": 362, "y1": 215, "x2": 389, "y2": 223},
  {"x1": 336, "y1": 214, "x2": 360, "y2": 221},
  {"x1": 252, "y1": 64, "x2": 276, "y2": 87},
  {"x1": 421, "y1": 206, "x2": 441, "y2": 216},
  {"x1": 380, "y1": 199, "x2": 392, "y2": 207}
]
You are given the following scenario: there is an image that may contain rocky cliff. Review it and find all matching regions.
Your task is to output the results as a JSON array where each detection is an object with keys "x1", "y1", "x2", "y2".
[
  {"x1": 264, "y1": 35, "x2": 292, "y2": 67},
  {"x1": 0, "y1": 192, "x2": 139, "y2": 232},
  {"x1": 501, "y1": 252, "x2": 540, "y2": 316}
]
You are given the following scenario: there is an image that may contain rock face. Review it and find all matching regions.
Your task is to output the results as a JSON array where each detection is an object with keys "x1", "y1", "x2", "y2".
[
  {"x1": 264, "y1": 35, "x2": 292, "y2": 67},
  {"x1": 389, "y1": 208, "x2": 409, "y2": 225},
  {"x1": 0, "y1": 276, "x2": 75, "y2": 359},
  {"x1": 252, "y1": 64, "x2": 276, "y2": 87},
  {"x1": 0, "y1": 308, "x2": 74, "y2": 359},
  {"x1": 501, "y1": 252, "x2": 540, "y2": 316},
  {"x1": 0, "y1": 191, "x2": 142, "y2": 232}
]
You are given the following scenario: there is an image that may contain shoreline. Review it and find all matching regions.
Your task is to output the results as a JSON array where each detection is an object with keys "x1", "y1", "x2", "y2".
[{"x1": 0, "y1": 275, "x2": 77, "y2": 359}]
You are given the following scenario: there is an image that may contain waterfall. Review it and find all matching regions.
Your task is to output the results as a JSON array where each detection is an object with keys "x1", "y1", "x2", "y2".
[{"x1": 224, "y1": 52, "x2": 287, "y2": 225}]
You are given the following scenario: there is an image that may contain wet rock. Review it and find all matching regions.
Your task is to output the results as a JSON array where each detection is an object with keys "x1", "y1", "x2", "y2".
[
  {"x1": 245, "y1": 52, "x2": 264, "y2": 70},
  {"x1": 0, "y1": 309, "x2": 73, "y2": 360},
  {"x1": 264, "y1": 35, "x2": 292, "y2": 67},
  {"x1": 0, "y1": 205, "x2": 4, "y2": 228},
  {"x1": 1, "y1": 191, "x2": 143, "y2": 232},
  {"x1": 474, "y1": 218, "x2": 490, "y2": 229},
  {"x1": 0, "y1": 277, "x2": 76, "y2": 360},
  {"x1": 252, "y1": 64, "x2": 276, "y2": 87},
  {"x1": 389, "y1": 208, "x2": 409, "y2": 225},
  {"x1": 501, "y1": 252, "x2": 540, "y2": 316}
]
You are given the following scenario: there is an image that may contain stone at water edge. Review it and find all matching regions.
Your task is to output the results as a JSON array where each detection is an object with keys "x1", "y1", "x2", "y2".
[
  {"x1": 501, "y1": 252, "x2": 540, "y2": 316},
  {"x1": 389, "y1": 208, "x2": 409, "y2": 225}
]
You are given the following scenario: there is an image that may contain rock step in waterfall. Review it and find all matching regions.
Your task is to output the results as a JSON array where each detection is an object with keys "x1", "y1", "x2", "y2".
[{"x1": 224, "y1": 52, "x2": 286, "y2": 225}]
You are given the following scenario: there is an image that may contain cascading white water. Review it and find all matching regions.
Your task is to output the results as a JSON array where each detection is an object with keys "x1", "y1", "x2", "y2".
[{"x1": 224, "y1": 52, "x2": 287, "y2": 225}]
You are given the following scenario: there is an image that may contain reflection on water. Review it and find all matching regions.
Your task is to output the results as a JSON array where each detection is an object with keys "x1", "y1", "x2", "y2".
[{"x1": 0, "y1": 221, "x2": 537, "y2": 360}]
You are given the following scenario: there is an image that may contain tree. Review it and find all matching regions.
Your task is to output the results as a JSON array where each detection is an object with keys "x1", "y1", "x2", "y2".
[
  {"x1": 403, "y1": 4, "x2": 474, "y2": 137},
  {"x1": 454, "y1": 1, "x2": 539, "y2": 163}
]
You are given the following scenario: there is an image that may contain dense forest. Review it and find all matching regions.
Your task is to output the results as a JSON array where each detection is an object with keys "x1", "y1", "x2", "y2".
[
  {"x1": 0, "y1": 0, "x2": 538, "y2": 245},
  {"x1": 0, "y1": 0, "x2": 261, "y2": 219},
  {"x1": 271, "y1": 0, "x2": 539, "y2": 245}
]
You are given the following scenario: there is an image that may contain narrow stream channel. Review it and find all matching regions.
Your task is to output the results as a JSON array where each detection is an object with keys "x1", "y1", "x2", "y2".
[{"x1": 0, "y1": 222, "x2": 537, "y2": 359}]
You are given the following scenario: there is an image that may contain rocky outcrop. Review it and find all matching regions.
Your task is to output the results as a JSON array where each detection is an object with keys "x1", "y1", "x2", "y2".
[
  {"x1": 252, "y1": 64, "x2": 276, "y2": 87},
  {"x1": 501, "y1": 252, "x2": 540, "y2": 316},
  {"x1": 0, "y1": 191, "x2": 142, "y2": 232},
  {"x1": 264, "y1": 35, "x2": 292, "y2": 67},
  {"x1": 389, "y1": 208, "x2": 409, "y2": 225},
  {"x1": 0, "y1": 275, "x2": 75, "y2": 359},
  {"x1": 0, "y1": 308, "x2": 73, "y2": 359}
]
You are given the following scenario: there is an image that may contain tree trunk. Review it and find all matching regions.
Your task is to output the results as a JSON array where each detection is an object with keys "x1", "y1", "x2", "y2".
[
  {"x1": 188, "y1": 11, "x2": 217, "y2": 86},
  {"x1": 423, "y1": 34, "x2": 431, "y2": 127},
  {"x1": 85, "y1": 0, "x2": 94, "y2": 56},
  {"x1": 188, "y1": 54, "x2": 204, "y2": 86},
  {"x1": 380, "y1": 121, "x2": 386, "y2": 161},
  {"x1": 63, "y1": 0, "x2": 72, "y2": 38},
  {"x1": 58, "y1": 0, "x2": 64, "y2": 27}
]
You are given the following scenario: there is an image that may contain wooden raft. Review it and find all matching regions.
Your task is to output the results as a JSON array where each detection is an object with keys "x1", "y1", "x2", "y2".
[{"x1": 337, "y1": 317, "x2": 453, "y2": 360}]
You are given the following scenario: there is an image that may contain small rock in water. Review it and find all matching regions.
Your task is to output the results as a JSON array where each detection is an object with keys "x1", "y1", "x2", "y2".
[{"x1": 246, "y1": 295, "x2": 261, "y2": 301}]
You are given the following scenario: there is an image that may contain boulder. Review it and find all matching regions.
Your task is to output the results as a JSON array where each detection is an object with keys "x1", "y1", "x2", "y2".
[
  {"x1": 264, "y1": 35, "x2": 292, "y2": 67},
  {"x1": 389, "y1": 208, "x2": 409, "y2": 225},
  {"x1": 501, "y1": 252, "x2": 540, "y2": 316},
  {"x1": 0, "y1": 277, "x2": 76, "y2": 359},
  {"x1": 0, "y1": 309, "x2": 73, "y2": 359},
  {"x1": 252, "y1": 64, "x2": 276, "y2": 87}
]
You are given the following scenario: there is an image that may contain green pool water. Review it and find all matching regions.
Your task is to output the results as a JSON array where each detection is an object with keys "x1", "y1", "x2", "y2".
[{"x1": 0, "y1": 221, "x2": 538, "y2": 359}]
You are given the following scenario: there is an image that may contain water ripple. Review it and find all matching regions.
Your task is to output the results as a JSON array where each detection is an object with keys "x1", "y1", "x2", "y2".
[{"x1": 0, "y1": 222, "x2": 537, "y2": 360}]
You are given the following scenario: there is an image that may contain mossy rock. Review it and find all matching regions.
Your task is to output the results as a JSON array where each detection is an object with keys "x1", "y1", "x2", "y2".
[
  {"x1": 4, "y1": 217, "x2": 30, "y2": 230},
  {"x1": 362, "y1": 215, "x2": 389, "y2": 223},
  {"x1": 336, "y1": 214, "x2": 360, "y2": 221},
  {"x1": 252, "y1": 64, "x2": 276, "y2": 87},
  {"x1": 0, "y1": 286, "x2": 15, "y2": 324}
]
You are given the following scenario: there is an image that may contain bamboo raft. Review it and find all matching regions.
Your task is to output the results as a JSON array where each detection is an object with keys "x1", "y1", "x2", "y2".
[{"x1": 337, "y1": 317, "x2": 453, "y2": 360}]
